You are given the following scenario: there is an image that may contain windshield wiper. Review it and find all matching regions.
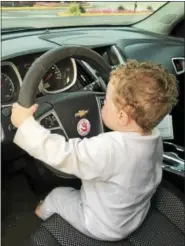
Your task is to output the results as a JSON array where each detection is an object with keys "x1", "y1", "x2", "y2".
[
  {"x1": 1, "y1": 27, "x2": 36, "y2": 33},
  {"x1": 2, "y1": 24, "x2": 131, "y2": 34}
]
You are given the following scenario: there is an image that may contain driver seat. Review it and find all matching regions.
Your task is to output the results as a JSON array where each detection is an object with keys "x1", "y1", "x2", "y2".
[{"x1": 25, "y1": 180, "x2": 184, "y2": 246}]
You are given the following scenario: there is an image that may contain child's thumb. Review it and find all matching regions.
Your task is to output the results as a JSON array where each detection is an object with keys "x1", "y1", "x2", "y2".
[{"x1": 30, "y1": 104, "x2": 39, "y2": 113}]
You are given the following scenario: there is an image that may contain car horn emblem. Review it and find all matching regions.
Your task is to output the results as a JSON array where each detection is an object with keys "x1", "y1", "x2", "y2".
[{"x1": 75, "y1": 109, "x2": 89, "y2": 118}]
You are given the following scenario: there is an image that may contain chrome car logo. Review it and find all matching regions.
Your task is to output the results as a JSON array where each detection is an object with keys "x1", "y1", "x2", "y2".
[{"x1": 75, "y1": 109, "x2": 89, "y2": 118}]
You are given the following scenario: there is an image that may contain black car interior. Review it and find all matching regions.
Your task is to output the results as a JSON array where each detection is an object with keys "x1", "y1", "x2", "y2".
[{"x1": 1, "y1": 21, "x2": 184, "y2": 246}]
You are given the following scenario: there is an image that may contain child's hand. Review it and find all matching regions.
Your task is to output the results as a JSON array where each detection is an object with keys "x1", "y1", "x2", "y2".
[{"x1": 11, "y1": 103, "x2": 38, "y2": 128}]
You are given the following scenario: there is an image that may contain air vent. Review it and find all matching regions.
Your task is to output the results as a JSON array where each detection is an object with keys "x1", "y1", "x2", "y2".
[
  {"x1": 172, "y1": 57, "x2": 185, "y2": 75},
  {"x1": 76, "y1": 61, "x2": 94, "y2": 88}
]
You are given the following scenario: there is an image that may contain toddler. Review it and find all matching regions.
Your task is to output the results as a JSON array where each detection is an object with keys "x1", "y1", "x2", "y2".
[{"x1": 11, "y1": 60, "x2": 178, "y2": 241}]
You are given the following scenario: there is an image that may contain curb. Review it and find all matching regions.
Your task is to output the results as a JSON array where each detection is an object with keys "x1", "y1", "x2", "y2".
[{"x1": 57, "y1": 11, "x2": 152, "y2": 17}]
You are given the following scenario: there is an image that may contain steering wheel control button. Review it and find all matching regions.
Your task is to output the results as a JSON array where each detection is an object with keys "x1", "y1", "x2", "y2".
[
  {"x1": 37, "y1": 110, "x2": 69, "y2": 140},
  {"x1": 77, "y1": 118, "x2": 91, "y2": 137},
  {"x1": 98, "y1": 97, "x2": 105, "y2": 107},
  {"x1": 40, "y1": 113, "x2": 60, "y2": 129},
  {"x1": 2, "y1": 107, "x2": 11, "y2": 116}
]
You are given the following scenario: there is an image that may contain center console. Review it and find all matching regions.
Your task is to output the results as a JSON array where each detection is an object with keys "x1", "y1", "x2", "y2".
[
  {"x1": 163, "y1": 141, "x2": 184, "y2": 175},
  {"x1": 162, "y1": 141, "x2": 184, "y2": 192}
]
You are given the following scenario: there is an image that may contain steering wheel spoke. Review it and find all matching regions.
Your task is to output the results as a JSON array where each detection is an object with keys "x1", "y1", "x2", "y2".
[
  {"x1": 95, "y1": 92, "x2": 105, "y2": 108},
  {"x1": 36, "y1": 108, "x2": 69, "y2": 139}
]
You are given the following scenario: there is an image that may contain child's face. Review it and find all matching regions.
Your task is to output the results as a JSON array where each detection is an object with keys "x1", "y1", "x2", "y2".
[{"x1": 101, "y1": 83, "x2": 120, "y2": 130}]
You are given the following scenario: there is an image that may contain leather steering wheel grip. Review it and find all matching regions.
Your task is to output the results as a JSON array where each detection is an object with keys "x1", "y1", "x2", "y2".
[{"x1": 18, "y1": 46, "x2": 111, "y2": 108}]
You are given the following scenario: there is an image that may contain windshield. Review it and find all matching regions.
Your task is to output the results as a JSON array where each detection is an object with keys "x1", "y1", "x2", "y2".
[{"x1": 2, "y1": 1, "x2": 167, "y2": 30}]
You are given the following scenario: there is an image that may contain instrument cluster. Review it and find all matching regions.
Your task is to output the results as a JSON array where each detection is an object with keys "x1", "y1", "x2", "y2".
[{"x1": 1, "y1": 54, "x2": 77, "y2": 106}]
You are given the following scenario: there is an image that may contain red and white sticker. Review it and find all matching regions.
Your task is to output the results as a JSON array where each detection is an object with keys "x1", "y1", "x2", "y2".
[{"x1": 77, "y1": 118, "x2": 91, "y2": 136}]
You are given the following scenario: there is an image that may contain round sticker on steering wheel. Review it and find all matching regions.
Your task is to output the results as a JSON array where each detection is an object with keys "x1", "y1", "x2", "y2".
[{"x1": 77, "y1": 118, "x2": 91, "y2": 136}]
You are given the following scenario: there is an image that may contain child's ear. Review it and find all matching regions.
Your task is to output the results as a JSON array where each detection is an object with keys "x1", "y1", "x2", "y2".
[{"x1": 118, "y1": 110, "x2": 129, "y2": 126}]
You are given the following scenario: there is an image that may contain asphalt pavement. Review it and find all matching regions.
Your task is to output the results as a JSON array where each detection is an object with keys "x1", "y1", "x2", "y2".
[{"x1": 1, "y1": 9, "x2": 148, "y2": 29}]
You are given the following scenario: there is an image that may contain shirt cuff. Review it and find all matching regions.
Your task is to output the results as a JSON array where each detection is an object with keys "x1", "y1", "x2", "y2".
[{"x1": 13, "y1": 116, "x2": 49, "y2": 151}]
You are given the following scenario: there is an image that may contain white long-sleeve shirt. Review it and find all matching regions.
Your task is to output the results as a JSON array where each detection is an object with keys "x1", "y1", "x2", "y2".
[{"x1": 14, "y1": 116, "x2": 163, "y2": 241}]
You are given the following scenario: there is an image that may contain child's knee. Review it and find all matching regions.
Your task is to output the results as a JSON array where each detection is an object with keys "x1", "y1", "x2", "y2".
[{"x1": 35, "y1": 200, "x2": 53, "y2": 220}]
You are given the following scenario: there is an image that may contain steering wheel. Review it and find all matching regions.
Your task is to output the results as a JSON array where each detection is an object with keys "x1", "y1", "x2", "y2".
[{"x1": 15, "y1": 46, "x2": 111, "y2": 178}]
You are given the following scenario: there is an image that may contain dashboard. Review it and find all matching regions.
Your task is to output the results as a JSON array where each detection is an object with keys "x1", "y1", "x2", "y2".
[
  {"x1": 1, "y1": 27, "x2": 184, "y2": 105},
  {"x1": 1, "y1": 26, "x2": 184, "y2": 147}
]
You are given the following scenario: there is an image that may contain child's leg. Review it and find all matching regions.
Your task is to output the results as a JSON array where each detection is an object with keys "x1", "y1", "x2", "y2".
[{"x1": 35, "y1": 187, "x2": 89, "y2": 236}]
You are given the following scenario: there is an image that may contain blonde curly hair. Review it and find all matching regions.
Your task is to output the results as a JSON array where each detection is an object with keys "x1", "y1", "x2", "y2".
[{"x1": 110, "y1": 59, "x2": 178, "y2": 131}]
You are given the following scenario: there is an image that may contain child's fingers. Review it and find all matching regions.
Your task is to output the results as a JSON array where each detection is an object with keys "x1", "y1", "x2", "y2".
[
  {"x1": 12, "y1": 103, "x2": 18, "y2": 108},
  {"x1": 31, "y1": 104, "x2": 39, "y2": 113}
]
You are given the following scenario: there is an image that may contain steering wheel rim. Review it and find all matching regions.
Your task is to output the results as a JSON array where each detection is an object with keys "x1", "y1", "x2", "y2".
[
  {"x1": 15, "y1": 46, "x2": 111, "y2": 179},
  {"x1": 18, "y1": 45, "x2": 111, "y2": 107}
]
